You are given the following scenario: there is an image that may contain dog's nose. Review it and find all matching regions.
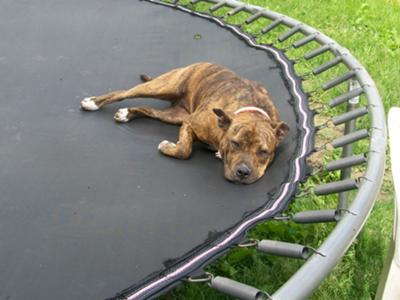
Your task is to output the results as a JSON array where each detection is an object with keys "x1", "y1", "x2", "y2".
[{"x1": 236, "y1": 164, "x2": 251, "y2": 179}]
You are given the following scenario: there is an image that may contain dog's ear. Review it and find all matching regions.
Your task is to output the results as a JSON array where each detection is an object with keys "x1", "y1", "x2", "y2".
[
  {"x1": 275, "y1": 122, "x2": 289, "y2": 142},
  {"x1": 213, "y1": 108, "x2": 232, "y2": 131}
]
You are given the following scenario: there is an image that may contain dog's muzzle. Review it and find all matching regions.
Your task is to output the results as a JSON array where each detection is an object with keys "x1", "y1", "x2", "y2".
[{"x1": 235, "y1": 163, "x2": 252, "y2": 181}]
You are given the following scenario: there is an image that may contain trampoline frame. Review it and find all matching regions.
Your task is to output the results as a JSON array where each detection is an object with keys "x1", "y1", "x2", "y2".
[{"x1": 115, "y1": 0, "x2": 386, "y2": 299}]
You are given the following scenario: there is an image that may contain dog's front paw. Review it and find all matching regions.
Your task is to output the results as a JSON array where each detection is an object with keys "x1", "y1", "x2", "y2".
[
  {"x1": 158, "y1": 140, "x2": 176, "y2": 152},
  {"x1": 114, "y1": 108, "x2": 130, "y2": 123},
  {"x1": 80, "y1": 97, "x2": 99, "y2": 111},
  {"x1": 158, "y1": 140, "x2": 179, "y2": 157},
  {"x1": 158, "y1": 140, "x2": 191, "y2": 159}
]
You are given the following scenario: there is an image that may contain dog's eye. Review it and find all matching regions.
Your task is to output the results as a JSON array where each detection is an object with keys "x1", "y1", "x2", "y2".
[
  {"x1": 231, "y1": 140, "x2": 240, "y2": 150},
  {"x1": 257, "y1": 150, "x2": 270, "y2": 157}
]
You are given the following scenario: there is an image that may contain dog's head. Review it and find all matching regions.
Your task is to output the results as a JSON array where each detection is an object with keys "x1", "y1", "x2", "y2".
[{"x1": 213, "y1": 108, "x2": 289, "y2": 184}]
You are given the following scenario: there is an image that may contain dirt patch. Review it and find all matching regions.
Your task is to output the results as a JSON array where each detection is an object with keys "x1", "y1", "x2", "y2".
[{"x1": 307, "y1": 114, "x2": 344, "y2": 169}]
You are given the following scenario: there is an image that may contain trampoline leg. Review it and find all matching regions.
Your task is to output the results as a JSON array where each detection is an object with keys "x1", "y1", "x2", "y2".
[
  {"x1": 114, "y1": 106, "x2": 189, "y2": 125},
  {"x1": 158, "y1": 122, "x2": 194, "y2": 159}
]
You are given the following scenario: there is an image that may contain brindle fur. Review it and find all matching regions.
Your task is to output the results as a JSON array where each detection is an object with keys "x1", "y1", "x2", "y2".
[{"x1": 81, "y1": 62, "x2": 289, "y2": 184}]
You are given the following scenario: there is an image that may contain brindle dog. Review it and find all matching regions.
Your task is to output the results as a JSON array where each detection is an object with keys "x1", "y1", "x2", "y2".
[{"x1": 80, "y1": 62, "x2": 289, "y2": 184}]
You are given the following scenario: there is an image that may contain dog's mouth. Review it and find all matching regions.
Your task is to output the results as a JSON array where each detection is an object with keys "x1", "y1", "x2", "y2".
[
  {"x1": 227, "y1": 176, "x2": 260, "y2": 185},
  {"x1": 231, "y1": 178, "x2": 253, "y2": 185}
]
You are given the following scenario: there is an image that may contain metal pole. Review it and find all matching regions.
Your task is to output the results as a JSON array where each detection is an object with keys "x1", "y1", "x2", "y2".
[{"x1": 337, "y1": 79, "x2": 360, "y2": 211}]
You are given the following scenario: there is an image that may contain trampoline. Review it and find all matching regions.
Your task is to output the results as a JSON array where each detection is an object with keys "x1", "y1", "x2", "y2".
[{"x1": 0, "y1": 0, "x2": 386, "y2": 300}]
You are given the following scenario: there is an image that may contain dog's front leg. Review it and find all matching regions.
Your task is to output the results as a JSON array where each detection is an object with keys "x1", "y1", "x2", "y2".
[{"x1": 158, "y1": 122, "x2": 194, "y2": 159}]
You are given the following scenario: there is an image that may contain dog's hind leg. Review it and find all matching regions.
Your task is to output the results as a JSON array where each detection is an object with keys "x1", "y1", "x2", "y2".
[
  {"x1": 80, "y1": 65, "x2": 193, "y2": 111},
  {"x1": 113, "y1": 105, "x2": 189, "y2": 125},
  {"x1": 158, "y1": 121, "x2": 194, "y2": 159}
]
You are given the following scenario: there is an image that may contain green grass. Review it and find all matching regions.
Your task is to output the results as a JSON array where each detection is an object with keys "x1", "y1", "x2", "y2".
[{"x1": 160, "y1": 0, "x2": 399, "y2": 299}]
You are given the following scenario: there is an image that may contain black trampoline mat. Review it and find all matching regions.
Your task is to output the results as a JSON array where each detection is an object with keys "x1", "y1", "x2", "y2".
[{"x1": 0, "y1": 1, "x2": 302, "y2": 299}]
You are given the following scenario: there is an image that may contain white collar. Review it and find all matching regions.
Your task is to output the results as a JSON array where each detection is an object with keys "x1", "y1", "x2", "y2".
[{"x1": 234, "y1": 106, "x2": 271, "y2": 121}]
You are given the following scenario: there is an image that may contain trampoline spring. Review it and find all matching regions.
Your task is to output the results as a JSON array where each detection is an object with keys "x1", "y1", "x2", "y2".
[
  {"x1": 278, "y1": 45, "x2": 292, "y2": 52},
  {"x1": 358, "y1": 175, "x2": 373, "y2": 183},
  {"x1": 273, "y1": 215, "x2": 291, "y2": 221},
  {"x1": 313, "y1": 142, "x2": 330, "y2": 152},
  {"x1": 210, "y1": 276, "x2": 271, "y2": 300},
  {"x1": 186, "y1": 272, "x2": 214, "y2": 283},
  {"x1": 304, "y1": 90, "x2": 322, "y2": 101},
  {"x1": 299, "y1": 71, "x2": 313, "y2": 80},
  {"x1": 292, "y1": 209, "x2": 341, "y2": 224},
  {"x1": 322, "y1": 70, "x2": 356, "y2": 91},
  {"x1": 314, "y1": 178, "x2": 359, "y2": 196},
  {"x1": 293, "y1": 33, "x2": 318, "y2": 48},
  {"x1": 256, "y1": 240, "x2": 312, "y2": 259},
  {"x1": 277, "y1": 44, "x2": 293, "y2": 51},
  {"x1": 237, "y1": 239, "x2": 259, "y2": 248},
  {"x1": 315, "y1": 121, "x2": 332, "y2": 131},
  {"x1": 308, "y1": 247, "x2": 327, "y2": 257},
  {"x1": 338, "y1": 208, "x2": 358, "y2": 216},
  {"x1": 245, "y1": 11, "x2": 264, "y2": 24},
  {"x1": 331, "y1": 106, "x2": 369, "y2": 126},
  {"x1": 307, "y1": 89, "x2": 320, "y2": 97},
  {"x1": 329, "y1": 87, "x2": 364, "y2": 107},
  {"x1": 331, "y1": 128, "x2": 369, "y2": 148},
  {"x1": 227, "y1": 5, "x2": 246, "y2": 16},
  {"x1": 209, "y1": 1, "x2": 227, "y2": 12},
  {"x1": 295, "y1": 186, "x2": 313, "y2": 198},
  {"x1": 311, "y1": 103, "x2": 326, "y2": 115},
  {"x1": 261, "y1": 19, "x2": 282, "y2": 34},
  {"x1": 312, "y1": 56, "x2": 343, "y2": 75},
  {"x1": 304, "y1": 44, "x2": 331, "y2": 60},
  {"x1": 291, "y1": 57, "x2": 304, "y2": 65},
  {"x1": 325, "y1": 154, "x2": 367, "y2": 172},
  {"x1": 310, "y1": 164, "x2": 325, "y2": 176},
  {"x1": 278, "y1": 25, "x2": 301, "y2": 42}
]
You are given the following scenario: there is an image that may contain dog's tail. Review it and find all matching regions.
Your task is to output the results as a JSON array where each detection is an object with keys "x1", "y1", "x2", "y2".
[{"x1": 140, "y1": 74, "x2": 153, "y2": 82}]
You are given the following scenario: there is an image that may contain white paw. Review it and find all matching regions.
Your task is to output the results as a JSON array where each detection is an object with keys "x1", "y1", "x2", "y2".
[
  {"x1": 158, "y1": 140, "x2": 176, "y2": 150},
  {"x1": 215, "y1": 151, "x2": 222, "y2": 159},
  {"x1": 114, "y1": 108, "x2": 130, "y2": 122},
  {"x1": 80, "y1": 97, "x2": 99, "y2": 111}
]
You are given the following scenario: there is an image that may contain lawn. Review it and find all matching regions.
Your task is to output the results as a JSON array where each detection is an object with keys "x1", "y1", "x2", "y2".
[{"x1": 161, "y1": 0, "x2": 399, "y2": 299}]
